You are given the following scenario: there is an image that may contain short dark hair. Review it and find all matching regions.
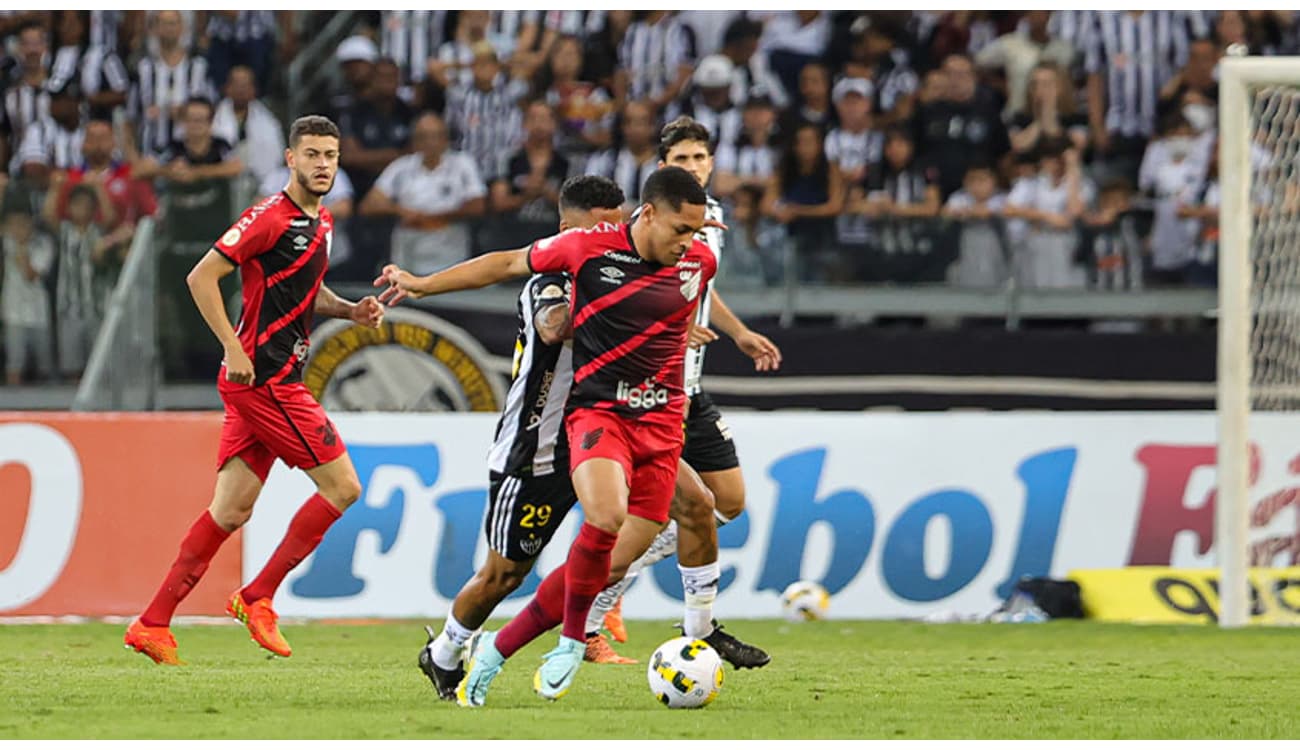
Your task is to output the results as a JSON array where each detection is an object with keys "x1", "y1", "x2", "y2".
[
  {"x1": 289, "y1": 115, "x2": 341, "y2": 147},
  {"x1": 658, "y1": 116, "x2": 712, "y2": 161},
  {"x1": 184, "y1": 96, "x2": 214, "y2": 118},
  {"x1": 559, "y1": 175, "x2": 624, "y2": 213},
  {"x1": 68, "y1": 183, "x2": 99, "y2": 207},
  {"x1": 722, "y1": 17, "x2": 763, "y2": 48},
  {"x1": 642, "y1": 166, "x2": 708, "y2": 212}
]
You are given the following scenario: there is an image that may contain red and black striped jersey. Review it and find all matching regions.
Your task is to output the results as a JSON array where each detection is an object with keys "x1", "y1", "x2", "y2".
[
  {"x1": 526, "y1": 222, "x2": 716, "y2": 425},
  {"x1": 212, "y1": 191, "x2": 333, "y2": 389}
]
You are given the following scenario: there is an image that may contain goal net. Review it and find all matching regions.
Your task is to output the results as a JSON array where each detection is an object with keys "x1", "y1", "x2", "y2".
[{"x1": 1218, "y1": 57, "x2": 1300, "y2": 627}]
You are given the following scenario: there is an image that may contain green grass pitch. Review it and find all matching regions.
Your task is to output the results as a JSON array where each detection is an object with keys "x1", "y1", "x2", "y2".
[{"x1": 1, "y1": 619, "x2": 1296, "y2": 739}]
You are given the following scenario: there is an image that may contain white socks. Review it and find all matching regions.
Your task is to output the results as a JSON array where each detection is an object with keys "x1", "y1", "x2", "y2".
[
  {"x1": 431, "y1": 613, "x2": 475, "y2": 670},
  {"x1": 679, "y1": 561, "x2": 720, "y2": 638}
]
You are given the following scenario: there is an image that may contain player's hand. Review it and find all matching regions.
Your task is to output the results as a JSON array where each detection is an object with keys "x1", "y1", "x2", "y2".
[
  {"x1": 688, "y1": 325, "x2": 719, "y2": 349},
  {"x1": 373, "y1": 263, "x2": 425, "y2": 305},
  {"x1": 735, "y1": 329, "x2": 782, "y2": 372},
  {"x1": 223, "y1": 346, "x2": 255, "y2": 385},
  {"x1": 351, "y1": 295, "x2": 385, "y2": 328},
  {"x1": 702, "y1": 218, "x2": 729, "y2": 231}
]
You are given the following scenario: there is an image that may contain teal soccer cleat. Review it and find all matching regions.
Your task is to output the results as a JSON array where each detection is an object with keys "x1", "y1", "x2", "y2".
[
  {"x1": 532, "y1": 636, "x2": 585, "y2": 701},
  {"x1": 456, "y1": 631, "x2": 505, "y2": 708}
]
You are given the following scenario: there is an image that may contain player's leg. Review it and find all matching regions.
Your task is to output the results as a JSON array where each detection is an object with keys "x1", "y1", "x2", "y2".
[
  {"x1": 125, "y1": 405, "x2": 272, "y2": 665},
  {"x1": 230, "y1": 384, "x2": 358, "y2": 657},
  {"x1": 422, "y1": 472, "x2": 576, "y2": 700}
]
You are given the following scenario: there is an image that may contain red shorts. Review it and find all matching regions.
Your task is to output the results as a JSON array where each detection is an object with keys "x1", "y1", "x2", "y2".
[
  {"x1": 565, "y1": 408, "x2": 683, "y2": 523},
  {"x1": 217, "y1": 381, "x2": 346, "y2": 481}
]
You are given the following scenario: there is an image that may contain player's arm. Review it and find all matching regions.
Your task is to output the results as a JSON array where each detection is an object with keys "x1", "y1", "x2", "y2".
[
  {"x1": 186, "y1": 250, "x2": 253, "y2": 384},
  {"x1": 531, "y1": 277, "x2": 573, "y2": 345},
  {"x1": 187, "y1": 156, "x2": 245, "y2": 181},
  {"x1": 314, "y1": 284, "x2": 385, "y2": 329},
  {"x1": 709, "y1": 290, "x2": 782, "y2": 372},
  {"x1": 374, "y1": 248, "x2": 533, "y2": 305}
]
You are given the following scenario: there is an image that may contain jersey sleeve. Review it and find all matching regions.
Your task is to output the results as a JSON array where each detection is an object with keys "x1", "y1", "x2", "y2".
[
  {"x1": 213, "y1": 200, "x2": 282, "y2": 265},
  {"x1": 526, "y1": 273, "x2": 571, "y2": 317},
  {"x1": 526, "y1": 227, "x2": 593, "y2": 275}
]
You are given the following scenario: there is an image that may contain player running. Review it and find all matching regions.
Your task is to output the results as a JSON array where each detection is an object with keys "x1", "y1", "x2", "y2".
[
  {"x1": 124, "y1": 115, "x2": 384, "y2": 666},
  {"x1": 378, "y1": 167, "x2": 715, "y2": 705},
  {"x1": 585, "y1": 116, "x2": 781, "y2": 664}
]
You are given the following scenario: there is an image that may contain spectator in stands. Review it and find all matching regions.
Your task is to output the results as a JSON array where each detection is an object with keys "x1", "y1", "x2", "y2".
[
  {"x1": 1085, "y1": 11, "x2": 1207, "y2": 185},
  {"x1": 54, "y1": 183, "x2": 114, "y2": 380},
  {"x1": 360, "y1": 112, "x2": 486, "y2": 274},
  {"x1": 1082, "y1": 178, "x2": 1144, "y2": 290},
  {"x1": 943, "y1": 163, "x2": 1010, "y2": 288},
  {"x1": 1158, "y1": 38, "x2": 1219, "y2": 134},
  {"x1": 717, "y1": 16, "x2": 788, "y2": 109},
  {"x1": 380, "y1": 10, "x2": 451, "y2": 108},
  {"x1": 14, "y1": 80, "x2": 85, "y2": 186},
  {"x1": 929, "y1": 11, "x2": 1003, "y2": 64},
  {"x1": 132, "y1": 9, "x2": 214, "y2": 161},
  {"x1": 1215, "y1": 10, "x2": 1258, "y2": 54},
  {"x1": 135, "y1": 97, "x2": 243, "y2": 187},
  {"x1": 975, "y1": 10, "x2": 1075, "y2": 118},
  {"x1": 678, "y1": 11, "x2": 739, "y2": 60},
  {"x1": 1177, "y1": 155, "x2": 1219, "y2": 288},
  {"x1": 3, "y1": 22, "x2": 54, "y2": 170},
  {"x1": 725, "y1": 184, "x2": 785, "y2": 287},
  {"x1": 585, "y1": 100, "x2": 660, "y2": 215},
  {"x1": 839, "y1": 15, "x2": 919, "y2": 128},
  {"x1": 1, "y1": 191, "x2": 55, "y2": 385},
  {"x1": 1008, "y1": 63, "x2": 1089, "y2": 158},
  {"x1": 677, "y1": 55, "x2": 742, "y2": 147},
  {"x1": 535, "y1": 34, "x2": 614, "y2": 162},
  {"x1": 786, "y1": 62, "x2": 833, "y2": 133},
  {"x1": 1005, "y1": 142, "x2": 1092, "y2": 289},
  {"x1": 43, "y1": 118, "x2": 155, "y2": 254},
  {"x1": 330, "y1": 35, "x2": 377, "y2": 121},
  {"x1": 339, "y1": 58, "x2": 414, "y2": 200},
  {"x1": 617, "y1": 11, "x2": 697, "y2": 113},
  {"x1": 1140, "y1": 113, "x2": 1212, "y2": 287},
  {"x1": 491, "y1": 100, "x2": 569, "y2": 231},
  {"x1": 853, "y1": 127, "x2": 942, "y2": 281},
  {"x1": 199, "y1": 11, "x2": 286, "y2": 95},
  {"x1": 213, "y1": 65, "x2": 285, "y2": 185},
  {"x1": 913, "y1": 53, "x2": 1009, "y2": 199},
  {"x1": 826, "y1": 77, "x2": 884, "y2": 257},
  {"x1": 582, "y1": 11, "x2": 633, "y2": 94},
  {"x1": 760, "y1": 11, "x2": 830, "y2": 104},
  {"x1": 432, "y1": 10, "x2": 510, "y2": 91},
  {"x1": 714, "y1": 92, "x2": 781, "y2": 199},
  {"x1": 538, "y1": 10, "x2": 608, "y2": 54},
  {"x1": 47, "y1": 10, "x2": 129, "y2": 119},
  {"x1": 763, "y1": 121, "x2": 843, "y2": 281},
  {"x1": 445, "y1": 41, "x2": 529, "y2": 183}
]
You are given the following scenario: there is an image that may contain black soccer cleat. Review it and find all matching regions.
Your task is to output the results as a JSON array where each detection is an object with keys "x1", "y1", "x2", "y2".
[
  {"x1": 418, "y1": 625, "x2": 465, "y2": 701},
  {"x1": 682, "y1": 620, "x2": 772, "y2": 670}
]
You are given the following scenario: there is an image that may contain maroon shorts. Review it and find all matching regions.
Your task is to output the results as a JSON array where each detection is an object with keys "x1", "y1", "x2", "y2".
[
  {"x1": 565, "y1": 408, "x2": 683, "y2": 524},
  {"x1": 217, "y1": 381, "x2": 346, "y2": 481}
]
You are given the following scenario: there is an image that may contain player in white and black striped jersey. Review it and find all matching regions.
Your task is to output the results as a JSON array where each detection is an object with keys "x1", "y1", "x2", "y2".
[
  {"x1": 132, "y1": 10, "x2": 213, "y2": 159},
  {"x1": 415, "y1": 175, "x2": 625, "y2": 700},
  {"x1": 583, "y1": 116, "x2": 781, "y2": 667}
]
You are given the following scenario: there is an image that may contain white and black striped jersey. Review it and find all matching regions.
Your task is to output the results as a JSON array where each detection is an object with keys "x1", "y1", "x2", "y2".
[
  {"x1": 14, "y1": 118, "x2": 84, "y2": 171},
  {"x1": 132, "y1": 54, "x2": 213, "y2": 158},
  {"x1": 89, "y1": 11, "x2": 122, "y2": 52},
  {"x1": 713, "y1": 141, "x2": 777, "y2": 183},
  {"x1": 1084, "y1": 11, "x2": 1211, "y2": 138},
  {"x1": 381, "y1": 10, "x2": 450, "y2": 85},
  {"x1": 487, "y1": 273, "x2": 575, "y2": 477},
  {"x1": 676, "y1": 97, "x2": 742, "y2": 150},
  {"x1": 2, "y1": 80, "x2": 50, "y2": 151},
  {"x1": 619, "y1": 14, "x2": 697, "y2": 103},
  {"x1": 48, "y1": 45, "x2": 129, "y2": 100},
  {"x1": 542, "y1": 10, "x2": 607, "y2": 39},
  {"x1": 584, "y1": 148, "x2": 659, "y2": 209},
  {"x1": 489, "y1": 10, "x2": 541, "y2": 48},
  {"x1": 445, "y1": 75, "x2": 528, "y2": 181},
  {"x1": 206, "y1": 11, "x2": 276, "y2": 43}
]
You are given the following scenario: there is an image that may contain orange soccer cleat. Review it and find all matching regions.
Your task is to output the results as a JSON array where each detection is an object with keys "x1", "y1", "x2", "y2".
[
  {"x1": 227, "y1": 591, "x2": 292, "y2": 657},
  {"x1": 603, "y1": 596, "x2": 628, "y2": 643},
  {"x1": 124, "y1": 619, "x2": 184, "y2": 666},
  {"x1": 584, "y1": 632, "x2": 637, "y2": 665}
]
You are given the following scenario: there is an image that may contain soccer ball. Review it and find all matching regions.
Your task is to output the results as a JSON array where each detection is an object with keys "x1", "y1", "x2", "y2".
[
  {"x1": 781, "y1": 580, "x2": 831, "y2": 621},
  {"x1": 647, "y1": 637, "x2": 724, "y2": 709}
]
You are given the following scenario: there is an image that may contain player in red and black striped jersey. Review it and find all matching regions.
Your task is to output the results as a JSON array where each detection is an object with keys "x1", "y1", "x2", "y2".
[
  {"x1": 125, "y1": 116, "x2": 385, "y2": 667},
  {"x1": 378, "y1": 167, "x2": 716, "y2": 705}
]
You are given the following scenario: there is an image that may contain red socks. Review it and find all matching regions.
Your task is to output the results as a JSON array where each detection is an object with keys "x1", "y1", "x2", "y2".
[
  {"x1": 562, "y1": 523, "x2": 618, "y2": 641},
  {"x1": 140, "y1": 511, "x2": 231, "y2": 627},
  {"x1": 241, "y1": 493, "x2": 342, "y2": 603},
  {"x1": 496, "y1": 565, "x2": 566, "y2": 658}
]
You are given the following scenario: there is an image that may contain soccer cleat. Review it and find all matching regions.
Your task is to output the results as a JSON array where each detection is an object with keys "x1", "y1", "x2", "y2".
[
  {"x1": 603, "y1": 596, "x2": 629, "y2": 643},
  {"x1": 227, "y1": 591, "x2": 291, "y2": 657},
  {"x1": 456, "y1": 631, "x2": 505, "y2": 708},
  {"x1": 584, "y1": 632, "x2": 638, "y2": 665},
  {"x1": 532, "y1": 636, "x2": 585, "y2": 701},
  {"x1": 123, "y1": 619, "x2": 184, "y2": 666},
  {"x1": 689, "y1": 620, "x2": 771, "y2": 670},
  {"x1": 418, "y1": 625, "x2": 465, "y2": 701}
]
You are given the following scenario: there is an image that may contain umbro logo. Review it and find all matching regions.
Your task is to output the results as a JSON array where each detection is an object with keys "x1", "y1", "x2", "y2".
[
  {"x1": 599, "y1": 266, "x2": 625, "y2": 284},
  {"x1": 581, "y1": 428, "x2": 604, "y2": 450},
  {"x1": 294, "y1": 235, "x2": 309, "y2": 248}
]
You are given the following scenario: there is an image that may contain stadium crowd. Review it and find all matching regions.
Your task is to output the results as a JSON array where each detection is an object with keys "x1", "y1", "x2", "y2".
[{"x1": 0, "y1": 10, "x2": 1286, "y2": 382}]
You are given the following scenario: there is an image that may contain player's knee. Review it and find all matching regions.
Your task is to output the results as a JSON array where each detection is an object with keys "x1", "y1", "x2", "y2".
[
  {"x1": 209, "y1": 504, "x2": 252, "y2": 531},
  {"x1": 584, "y1": 506, "x2": 626, "y2": 535},
  {"x1": 320, "y1": 473, "x2": 363, "y2": 507},
  {"x1": 482, "y1": 563, "x2": 530, "y2": 597},
  {"x1": 673, "y1": 484, "x2": 716, "y2": 532},
  {"x1": 713, "y1": 488, "x2": 744, "y2": 522}
]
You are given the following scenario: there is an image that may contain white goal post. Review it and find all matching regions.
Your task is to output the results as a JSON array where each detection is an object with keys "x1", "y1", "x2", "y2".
[{"x1": 1217, "y1": 56, "x2": 1300, "y2": 628}]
